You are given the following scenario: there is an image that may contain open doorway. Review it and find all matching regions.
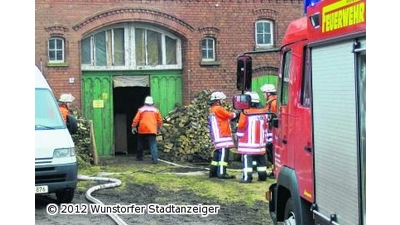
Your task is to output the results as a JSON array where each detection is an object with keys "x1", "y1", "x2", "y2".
[{"x1": 113, "y1": 86, "x2": 150, "y2": 155}]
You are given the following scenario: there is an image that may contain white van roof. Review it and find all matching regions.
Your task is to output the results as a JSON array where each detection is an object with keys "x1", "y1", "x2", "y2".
[{"x1": 35, "y1": 66, "x2": 51, "y2": 89}]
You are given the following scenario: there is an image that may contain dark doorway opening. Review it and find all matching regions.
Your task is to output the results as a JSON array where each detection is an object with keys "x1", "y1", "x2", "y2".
[{"x1": 113, "y1": 87, "x2": 150, "y2": 155}]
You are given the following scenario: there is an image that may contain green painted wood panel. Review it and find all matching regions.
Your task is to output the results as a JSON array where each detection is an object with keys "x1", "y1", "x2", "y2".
[
  {"x1": 82, "y1": 73, "x2": 114, "y2": 157},
  {"x1": 252, "y1": 75, "x2": 278, "y2": 105},
  {"x1": 81, "y1": 70, "x2": 182, "y2": 156},
  {"x1": 151, "y1": 73, "x2": 182, "y2": 117}
]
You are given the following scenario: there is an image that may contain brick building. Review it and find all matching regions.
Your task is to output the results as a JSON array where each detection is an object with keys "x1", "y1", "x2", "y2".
[{"x1": 35, "y1": 0, "x2": 304, "y2": 156}]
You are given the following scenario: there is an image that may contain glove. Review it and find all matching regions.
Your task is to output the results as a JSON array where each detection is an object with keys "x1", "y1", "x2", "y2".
[{"x1": 131, "y1": 127, "x2": 138, "y2": 135}]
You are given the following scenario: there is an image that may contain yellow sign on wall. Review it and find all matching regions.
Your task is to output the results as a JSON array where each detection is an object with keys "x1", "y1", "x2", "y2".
[{"x1": 93, "y1": 100, "x2": 104, "y2": 108}]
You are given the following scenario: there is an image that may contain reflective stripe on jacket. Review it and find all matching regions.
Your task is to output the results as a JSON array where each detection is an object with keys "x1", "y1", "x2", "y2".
[
  {"x1": 236, "y1": 108, "x2": 269, "y2": 155},
  {"x1": 132, "y1": 105, "x2": 163, "y2": 134},
  {"x1": 208, "y1": 105, "x2": 236, "y2": 149}
]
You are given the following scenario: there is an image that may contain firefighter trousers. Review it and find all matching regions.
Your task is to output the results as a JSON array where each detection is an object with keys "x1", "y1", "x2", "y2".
[
  {"x1": 242, "y1": 154, "x2": 268, "y2": 183},
  {"x1": 209, "y1": 148, "x2": 231, "y2": 178}
]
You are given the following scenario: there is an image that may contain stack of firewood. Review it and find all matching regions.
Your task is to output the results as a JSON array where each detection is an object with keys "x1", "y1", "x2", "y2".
[
  {"x1": 70, "y1": 110, "x2": 95, "y2": 167},
  {"x1": 158, "y1": 90, "x2": 237, "y2": 163}
]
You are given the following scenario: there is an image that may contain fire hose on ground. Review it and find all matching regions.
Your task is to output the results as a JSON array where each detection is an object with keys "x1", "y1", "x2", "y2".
[
  {"x1": 76, "y1": 158, "x2": 254, "y2": 224},
  {"x1": 77, "y1": 174, "x2": 128, "y2": 225}
]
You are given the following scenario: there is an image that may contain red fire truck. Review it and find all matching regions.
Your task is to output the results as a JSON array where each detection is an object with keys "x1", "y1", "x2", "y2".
[{"x1": 266, "y1": 0, "x2": 366, "y2": 224}]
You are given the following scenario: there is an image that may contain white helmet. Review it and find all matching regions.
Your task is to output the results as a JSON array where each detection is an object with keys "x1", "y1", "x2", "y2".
[
  {"x1": 144, "y1": 96, "x2": 154, "y2": 105},
  {"x1": 59, "y1": 93, "x2": 75, "y2": 103},
  {"x1": 245, "y1": 91, "x2": 260, "y2": 103},
  {"x1": 260, "y1": 84, "x2": 276, "y2": 93},
  {"x1": 210, "y1": 91, "x2": 227, "y2": 101}
]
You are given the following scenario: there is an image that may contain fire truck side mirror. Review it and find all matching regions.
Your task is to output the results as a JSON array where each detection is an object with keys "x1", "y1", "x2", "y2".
[
  {"x1": 236, "y1": 55, "x2": 252, "y2": 91},
  {"x1": 232, "y1": 94, "x2": 251, "y2": 110}
]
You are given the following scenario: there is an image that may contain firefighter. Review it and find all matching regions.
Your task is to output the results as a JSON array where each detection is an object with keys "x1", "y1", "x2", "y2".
[
  {"x1": 260, "y1": 84, "x2": 277, "y2": 113},
  {"x1": 131, "y1": 96, "x2": 163, "y2": 164},
  {"x1": 260, "y1": 84, "x2": 278, "y2": 178},
  {"x1": 236, "y1": 91, "x2": 269, "y2": 183},
  {"x1": 208, "y1": 91, "x2": 239, "y2": 179},
  {"x1": 58, "y1": 93, "x2": 75, "y2": 123}
]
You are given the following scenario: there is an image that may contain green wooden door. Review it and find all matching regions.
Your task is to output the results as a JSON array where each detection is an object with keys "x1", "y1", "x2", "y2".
[
  {"x1": 82, "y1": 73, "x2": 114, "y2": 157},
  {"x1": 150, "y1": 73, "x2": 182, "y2": 117},
  {"x1": 252, "y1": 75, "x2": 278, "y2": 105}
]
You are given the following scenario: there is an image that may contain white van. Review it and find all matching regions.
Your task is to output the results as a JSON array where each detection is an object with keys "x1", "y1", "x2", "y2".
[{"x1": 35, "y1": 66, "x2": 78, "y2": 203}]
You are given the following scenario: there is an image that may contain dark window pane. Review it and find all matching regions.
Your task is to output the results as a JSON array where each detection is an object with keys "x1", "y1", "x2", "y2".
[
  {"x1": 147, "y1": 30, "x2": 162, "y2": 65},
  {"x1": 94, "y1": 31, "x2": 106, "y2": 66},
  {"x1": 49, "y1": 51, "x2": 55, "y2": 60},
  {"x1": 81, "y1": 37, "x2": 91, "y2": 64},
  {"x1": 135, "y1": 29, "x2": 145, "y2": 66},
  {"x1": 49, "y1": 40, "x2": 55, "y2": 49},
  {"x1": 56, "y1": 39, "x2": 63, "y2": 49},
  {"x1": 56, "y1": 50, "x2": 63, "y2": 60},
  {"x1": 166, "y1": 36, "x2": 177, "y2": 64},
  {"x1": 114, "y1": 28, "x2": 125, "y2": 66}
]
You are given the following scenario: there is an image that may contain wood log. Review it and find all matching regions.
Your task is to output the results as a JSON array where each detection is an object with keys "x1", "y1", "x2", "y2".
[{"x1": 158, "y1": 89, "x2": 237, "y2": 163}]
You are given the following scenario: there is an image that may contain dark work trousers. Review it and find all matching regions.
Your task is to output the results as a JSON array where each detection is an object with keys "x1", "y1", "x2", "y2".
[
  {"x1": 253, "y1": 154, "x2": 267, "y2": 181},
  {"x1": 266, "y1": 143, "x2": 274, "y2": 166},
  {"x1": 137, "y1": 133, "x2": 158, "y2": 164},
  {"x1": 209, "y1": 148, "x2": 230, "y2": 178},
  {"x1": 242, "y1": 154, "x2": 268, "y2": 182}
]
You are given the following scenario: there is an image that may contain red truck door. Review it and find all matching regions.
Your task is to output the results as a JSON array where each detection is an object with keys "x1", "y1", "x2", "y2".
[
  {"x1": 293, "y1": 46, "x2": 313, "y2": 202},
  {"x1": 274, "y1": 48, "x2": 291, "y2": 174}
]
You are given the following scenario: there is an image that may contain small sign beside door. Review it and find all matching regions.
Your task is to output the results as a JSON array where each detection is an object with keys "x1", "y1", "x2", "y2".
[{"x1": 93, "y1": 100, "x2": 104, "y2": 108}]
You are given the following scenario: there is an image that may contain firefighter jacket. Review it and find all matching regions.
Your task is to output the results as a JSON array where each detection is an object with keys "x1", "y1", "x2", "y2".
[
  {"x1": 264, "y1": 94, "x2": 277, "y2": 143},
  {"x1": 236, "y1": 108, "x2": 269, "y2": 155},
  {"x1": 132, "y1": 105, "x2": 163, "y2": 135},
  {"x1": 208, "y1": 104, "x2": 236, "y2": 149},
  {"x1": 265, "y1": 95, "x2": 277, "y2": 113},
  {"x1": 59, "y1": 104, "x2": 70, "y2": 123}
]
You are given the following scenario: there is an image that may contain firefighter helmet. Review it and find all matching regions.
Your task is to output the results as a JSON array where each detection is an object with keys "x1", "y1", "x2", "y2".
[
  {"x1": 59, "y1": 93, "x2": 75, "y2": 103},
  {"x1": 144, "y1": 96, "x2": 154, "y2": 105},
  {"x1": 210, "y1": 91, "x2": 227, "y2": 101},
  {"x1": 260, "y1": 84, "x2": 276, "y2": 93},
  {"x1": 245, "y1": 91, "x2": 260, "y2": 103}
]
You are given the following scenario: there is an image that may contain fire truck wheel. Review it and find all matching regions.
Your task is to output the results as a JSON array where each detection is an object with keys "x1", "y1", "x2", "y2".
[{"x1": 284, "y1": 197, "x2": 296, "y2": 224}]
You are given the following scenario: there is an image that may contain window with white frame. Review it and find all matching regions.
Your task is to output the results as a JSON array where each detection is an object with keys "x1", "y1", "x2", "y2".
[
  {"x1": 255, "y1": 20, "x2": 274, "y2": 48},
  {"x1": 81, "y1": 23, "x2": 181, "y2": 70},
  {"x1": 48, "y1": 37, "x2": 65, "y2": 63},
  {"x1": 201, "y1": 37, "x2": 215, "y2": 61}
]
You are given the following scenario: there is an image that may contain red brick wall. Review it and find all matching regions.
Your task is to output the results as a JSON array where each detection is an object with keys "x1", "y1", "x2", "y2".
[{"x1": 35, "y1": 0, "x2": 304, "y2": 110}]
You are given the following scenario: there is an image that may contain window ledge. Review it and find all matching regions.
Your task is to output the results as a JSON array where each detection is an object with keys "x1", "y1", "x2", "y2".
[
  {"x1": 47, "y1": 62, "x2": 69, "y2": 67},
  {"x1": 200, "y1": 61, "x2": 221, "y2": 66},
  {"x1": 253, "y1": 46, "x2": 279, "y2": 52}
]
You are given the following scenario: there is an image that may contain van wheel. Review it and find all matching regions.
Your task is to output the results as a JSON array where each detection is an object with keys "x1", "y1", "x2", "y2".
[
  {"x1": 56, "y1": 188, "x2": 75, "y2": 203},
  {"x1": 283, "y1": 197, "x2": 296, "y2": 225}
]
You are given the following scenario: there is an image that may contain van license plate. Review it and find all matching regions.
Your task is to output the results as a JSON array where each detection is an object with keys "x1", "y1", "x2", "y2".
[{"x1": 35, "y1": 185, "x2": 48, "y2": 194}]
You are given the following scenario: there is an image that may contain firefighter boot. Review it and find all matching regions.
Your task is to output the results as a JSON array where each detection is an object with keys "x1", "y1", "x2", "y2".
[
  {"x1": 217, "y1": 166, "x2": 234, "y2": 179},
  {"x1": 258, "y1": 171, "x2": 268, "y2": 181},
  {"x1": 209, "y1": 151, "x2": 219, "y2": 178},
  {"x1": 241, "y1": 167, "x2": 253, "y2": 183},
  {"x1": 209, "y1": 164, "x2": 218, "y2": 178}
]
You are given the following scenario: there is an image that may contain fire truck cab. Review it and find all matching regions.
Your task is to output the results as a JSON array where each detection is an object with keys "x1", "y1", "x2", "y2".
[{"x1": 267, "y1": 0, "x2": 366, "y2": 224}]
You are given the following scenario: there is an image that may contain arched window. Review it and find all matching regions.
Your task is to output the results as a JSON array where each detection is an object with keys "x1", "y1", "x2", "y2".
[
  {"x1": 81, "y1": 23, "x2": 182, "y2": 70},
  {"x1": 48, "y1": 37, "x2": 65, "y2": 63},
  {"x1": 255, "y1": 20, "x2": 274, "y2": 48}
]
